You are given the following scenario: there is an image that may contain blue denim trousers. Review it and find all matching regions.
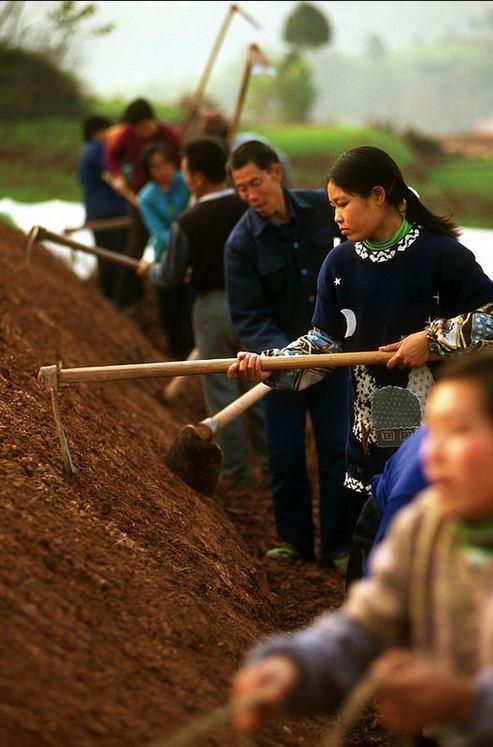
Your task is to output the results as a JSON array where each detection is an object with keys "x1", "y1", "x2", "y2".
[
  {"x1": 192, "y1": 292, "x2": 269, "y2": 479},
  {"x1": 262, "y1": 370, "x2": 349, "y2": 562}
]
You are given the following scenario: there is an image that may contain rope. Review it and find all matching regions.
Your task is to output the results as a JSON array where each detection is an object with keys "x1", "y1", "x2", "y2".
[
  {"x1": 147, "y1": 673, "x2": 413, "y2": 747},
  {"x1": 148, "y1": 691, "x2": 265, "y2": 747},
  {"x1": 318, "y1": 673, "x2": 413, "y2": 747},
  {"x1": 318, "y1": 673, "x2": 381, "y2": 747}
]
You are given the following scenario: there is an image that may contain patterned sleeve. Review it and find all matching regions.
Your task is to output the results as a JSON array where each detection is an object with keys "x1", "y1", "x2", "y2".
[
  {"x1": 263, "y1": 327, "x2": 342, "y2": 391},
  {"x1": 425, "y1": 302, "x2": 493, "y2": 356}
]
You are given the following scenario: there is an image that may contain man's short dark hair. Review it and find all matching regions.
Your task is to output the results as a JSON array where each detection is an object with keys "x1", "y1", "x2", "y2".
[
  {"x1": 184, "y1": 138, "x2": 227, "y2": 183},
  {"x1": 230, "y1": 140, "x2": 280, "y2": 172},
  {"x1": 83, "y1": 115, "x2": 111, "y2": 142},
  {"x1": 141, "y1": 143, "x2": 174, "y2": 181},
  {"x1": 123, "y1": 98, "x2": 155, "y2": 125}
]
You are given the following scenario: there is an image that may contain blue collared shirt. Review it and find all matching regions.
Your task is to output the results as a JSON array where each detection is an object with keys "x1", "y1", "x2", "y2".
[{"x1": 225, "y1": 189, "x2": 338, "y2": 352}]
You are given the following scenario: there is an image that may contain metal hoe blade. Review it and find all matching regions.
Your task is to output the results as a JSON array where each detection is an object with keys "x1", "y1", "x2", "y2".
[
  {"x1": 25, "y1": 225, "x2": 42, "y2": 262},
  {"x1": 163, "y1": 424, "x2": 222, "y2": 497},
  {"x1": 51, "y1": 388, "x2": 76, "y2": 475},
  {"x1": 38, "y1": 364, "x2": 76, "y2": 475}
]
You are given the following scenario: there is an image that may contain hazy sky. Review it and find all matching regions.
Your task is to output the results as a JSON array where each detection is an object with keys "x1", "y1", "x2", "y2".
[{"x1": 30, "y1": 1, "x2": 493, "y2": 98}]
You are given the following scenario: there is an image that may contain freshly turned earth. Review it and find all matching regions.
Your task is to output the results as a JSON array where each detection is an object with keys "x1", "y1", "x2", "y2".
[{"x1": 0, "y1": 222, "x2": 390, "y2": 746}]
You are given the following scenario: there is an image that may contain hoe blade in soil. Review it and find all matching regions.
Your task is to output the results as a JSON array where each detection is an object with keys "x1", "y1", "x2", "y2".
[{"x1": 163, "y1": 425, "x2": 223, "y2": 497}]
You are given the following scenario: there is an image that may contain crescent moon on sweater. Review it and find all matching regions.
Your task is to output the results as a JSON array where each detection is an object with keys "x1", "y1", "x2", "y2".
[{"x1": 341, "y1": 308, "x2": 357, "y2": 338}]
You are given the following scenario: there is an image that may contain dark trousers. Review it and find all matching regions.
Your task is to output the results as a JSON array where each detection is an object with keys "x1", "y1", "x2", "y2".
[
  {"x1": 114, "y1": 207, "x2": 148, "y2": 309},
  {"x1": 345, "y1": 488, "x2": 377, "y2": 586},
  {"x1": 262, "y1": 370, "x2": 349, "y2": 562},
  {"x1": 93, "y1": 227, "x2": 128, "y2": 302},
  {"x1": 157, "y1": 285, "x2": 195, "y2": 359}
]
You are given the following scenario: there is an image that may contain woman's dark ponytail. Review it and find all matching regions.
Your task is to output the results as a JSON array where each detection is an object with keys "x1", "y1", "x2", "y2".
[
  {"x1": 402, "y1": 185, "x2": 459, "y2": 239},
  {"x1": 327, "y1": 146, "x2": 459, "y2": 239}
]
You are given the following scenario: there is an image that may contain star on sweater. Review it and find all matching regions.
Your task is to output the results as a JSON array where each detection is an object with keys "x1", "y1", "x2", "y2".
[{"x1": 334, "y1": 277, "x2": 341, "y2": 286}]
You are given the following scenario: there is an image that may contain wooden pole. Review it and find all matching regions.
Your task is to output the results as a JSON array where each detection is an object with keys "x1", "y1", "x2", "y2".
[
  {"x1": 227, "y1": 44, "x2": 272, "y2": 145},
  {"x1": 179, "y1": 4, "x2": 237, "y2": 138},
  {"x1": 227, "y1": 46, "x2": 254, "y2": 146},
  {"x1": 38, "y1": 351, "x2": 393, "y2": 388},
  {"x1": 28, "y1": 226, "x2": 138, "y2": 269},
  {"x1": 178, "y1": 4, "x2": 260, "y2": 139},
  {"x1": 197, "y1": 382, "x2": 269, "y2": 440},
  {"x1": 64, "y1": 216, "x2": 132, "y2": 235}
]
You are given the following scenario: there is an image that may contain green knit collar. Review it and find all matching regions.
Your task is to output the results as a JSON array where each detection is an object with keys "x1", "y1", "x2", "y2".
[
  {"x1": 454, "y1": 518, "x2": 493, "y2": 555},
  {"x1": 363, "y1": 218, "x2": 411, "y2": 251}
]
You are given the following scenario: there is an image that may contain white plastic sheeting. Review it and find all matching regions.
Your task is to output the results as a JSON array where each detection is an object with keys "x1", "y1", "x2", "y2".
[
  {"x1": 0, "y1": 198, "x2": 96, "y2": 280},
  {"x1": 457, "y1": 227, "x2": 493, "y2": 282}
]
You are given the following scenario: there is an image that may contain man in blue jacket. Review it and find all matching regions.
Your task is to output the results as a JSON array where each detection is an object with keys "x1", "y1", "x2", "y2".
[
  {"x1": 225, "y1": 141, "x2": 349, "y2": 568},
  {"x1": 78, "y1": 116, "x2": 128, "y2": 301}
]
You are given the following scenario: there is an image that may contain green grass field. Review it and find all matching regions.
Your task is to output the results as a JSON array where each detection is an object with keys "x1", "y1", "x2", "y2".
[
  {"x1": 0, "y1": 159, "x2": 81, "y2": 202},
  {"x1": 255, "y1": 124, "x2": 416, "y2": 166},
  {"x1": 425, "y1": 158, "x2": 493, "y2": 197},
  {"x1": 1, "y1": 114, "x2": 493, "y2": 229},
  {"x1": 410, "y1": 158, "x2": 493, "y2": 228},
  {"x1": 0, "y1": 118, "x2": 81, "y2": 202}
]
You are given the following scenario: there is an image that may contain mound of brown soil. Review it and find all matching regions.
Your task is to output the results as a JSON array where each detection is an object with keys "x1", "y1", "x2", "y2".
[{"x1": 0, "y1": 222, "x2": 389, "y2": 746}]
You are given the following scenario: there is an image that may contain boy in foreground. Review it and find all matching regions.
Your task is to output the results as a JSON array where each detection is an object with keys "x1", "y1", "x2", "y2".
[{"x1": 232, "y1": 351, "x2": 493, "y2": 746}]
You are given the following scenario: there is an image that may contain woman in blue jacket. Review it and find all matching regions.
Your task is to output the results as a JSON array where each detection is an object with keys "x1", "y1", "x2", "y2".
[
  {"x1": 138, "y1": 144, "x2": 191, "y2": 356},
  {"x1": 138, "y1": 144, "x2": 189, "y2": 261}
]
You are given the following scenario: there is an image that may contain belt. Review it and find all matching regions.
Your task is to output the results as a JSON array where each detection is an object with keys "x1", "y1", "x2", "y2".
[{"x1": 197, "y1": 288, "x2": 226, "y2": 297}]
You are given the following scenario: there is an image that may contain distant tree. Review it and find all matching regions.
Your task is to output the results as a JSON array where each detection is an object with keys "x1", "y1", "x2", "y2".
[
  {"x1": 0, "y1": 1, "x2": 114, "y2": 119},
  {"x1": 283, "y1": 1, "x2": 332, "y2": 50},
  {"x1": 366, "y1": 33, "x2": 387, "y2": 59},
  {"x1": 245, "y1": 69, "x2": 279, "y2": 122},
  {"x1": 277, "y1": 51, "x2": 316, "y2": 123},
  {"x1": 0, "y1": 1, "x2": 27, "y2": 46},
  {"x1": 0, "y1": 0, "x2": 113, "y2": 69},
  {"x1": 278, "y1": 2, "x2": 332, "y2": 122},
  {"x1": 0, "y1": 45, "x2": 85, "y2": 119},
  {"x1": 43, "y1": 1, "x2": 114, "y2": 68}
]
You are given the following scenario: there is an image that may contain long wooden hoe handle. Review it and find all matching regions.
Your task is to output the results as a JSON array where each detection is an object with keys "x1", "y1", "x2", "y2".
[
  {"x1": 179, "y1": 4, "x2": 237, "y2": 134},
  {"x1": 38, "y1": 351, "x2": 392, "y2": 388},
  {"x1": 64, "y1": 215, "x2": 132, "y2": 235},
  {"x1": 198, "y1": 382, "x2": 269, "y2": 438},
  {"x1": 163, "y1": 347, "x2": 201, "y2": 401},
  {"x1": 29, "y1": 226, "x2": 138, "y2": 269}
]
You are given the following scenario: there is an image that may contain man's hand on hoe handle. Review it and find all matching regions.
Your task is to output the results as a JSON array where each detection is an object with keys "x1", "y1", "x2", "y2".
[
  {"x1": 227, "y1": 351, "x2": 271, "y2": 383},
  {"x1": 231, "y1": 656, "x2": 299, "y2": 733}
]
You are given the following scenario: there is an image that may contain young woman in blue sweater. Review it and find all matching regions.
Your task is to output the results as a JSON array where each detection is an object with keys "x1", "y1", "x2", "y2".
[
  {"x1": 137, "y1": 143, "x2": 192, "y2": 357},
  {"x1": 229, "y1": 146, "x2": 493, "y2": 567},
  {"x1": 138, "y1": 143, "x2": 189, "y2": 261}
]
